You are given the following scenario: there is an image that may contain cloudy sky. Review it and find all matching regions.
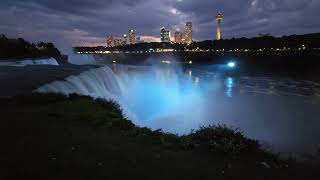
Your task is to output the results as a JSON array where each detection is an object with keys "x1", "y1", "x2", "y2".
[{"x1": 1, "y1": 0, "x2": 320, "y2": 52}]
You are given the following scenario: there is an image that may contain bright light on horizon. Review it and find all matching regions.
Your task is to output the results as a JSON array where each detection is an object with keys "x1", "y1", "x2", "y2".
[{"x1": 227, "y1": 61, "x2": 236, "y2": 68}]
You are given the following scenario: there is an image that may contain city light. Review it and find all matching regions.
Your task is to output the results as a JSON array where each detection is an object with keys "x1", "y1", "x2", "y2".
[
  {"x1": 162, "y1": 60, "x2": 171, "y2": 64},
  {"x1": 74, "y1": 12, "x2": 320, "y2": 55},
  {"x1": 227, "y1": 61, "x2": 236, "y2": 68}
]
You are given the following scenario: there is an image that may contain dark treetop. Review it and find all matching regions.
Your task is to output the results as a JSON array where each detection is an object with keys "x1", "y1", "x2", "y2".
[{"x1": 0, "y1": 34, "x2": 61, "y2": 60}]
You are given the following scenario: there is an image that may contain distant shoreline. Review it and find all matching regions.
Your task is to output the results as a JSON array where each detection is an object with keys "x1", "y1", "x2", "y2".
[{"x1": 90, "y1": 50, "x2": 320, "y2": 81}]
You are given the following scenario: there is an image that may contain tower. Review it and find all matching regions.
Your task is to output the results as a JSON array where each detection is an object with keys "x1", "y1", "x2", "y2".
[
  {"x1": 185, "y1": 22, "x2": 192, "y2": 45},
  {"x1": 216, "y1": 12, "x2": 223, "y2": 40}
]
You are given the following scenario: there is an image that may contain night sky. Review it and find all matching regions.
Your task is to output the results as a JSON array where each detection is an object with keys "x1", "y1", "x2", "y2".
[{"x1": 1, "y1": 0, "x2": 320, "y2": 52}]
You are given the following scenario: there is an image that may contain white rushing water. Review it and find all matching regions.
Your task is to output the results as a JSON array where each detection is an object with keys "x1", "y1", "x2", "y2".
[
  {"x1": 37, "y1": 66, "x2": 120, "y2": 98},
  {"x1": 20, "y1": 58, "x2": 59, "y2": 66},
  {"x1": 36, "y1": 65, "x2": 206, "y2": 131},
  {"x1": 36, "y1": 64, "x2": 320, "y2": 155}
]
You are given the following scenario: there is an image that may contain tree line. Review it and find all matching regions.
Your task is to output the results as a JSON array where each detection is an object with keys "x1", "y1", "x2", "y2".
[{"x1": 0, "y1": 34, "x2": 61, "y2": 60}]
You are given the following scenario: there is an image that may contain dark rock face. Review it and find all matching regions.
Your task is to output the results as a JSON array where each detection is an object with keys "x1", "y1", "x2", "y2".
[{"x1": 55, "y1": 55, "x2": 70, "y2": 65}]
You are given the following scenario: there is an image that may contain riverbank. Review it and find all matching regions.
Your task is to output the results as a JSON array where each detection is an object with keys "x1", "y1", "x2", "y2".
[{"x1": 1, "y1": 93, "x2": 319, "y2": 179}]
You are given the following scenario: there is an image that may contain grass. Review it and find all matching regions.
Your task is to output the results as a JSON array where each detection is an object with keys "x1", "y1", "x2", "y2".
[{"x1": 0, "y1": 93, "x2": 319, "y2": 180}]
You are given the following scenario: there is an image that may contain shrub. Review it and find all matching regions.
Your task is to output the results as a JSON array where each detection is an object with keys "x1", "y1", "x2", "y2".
[{"x1": 180, "y1": 125, "x2": 261, "y2": 156}]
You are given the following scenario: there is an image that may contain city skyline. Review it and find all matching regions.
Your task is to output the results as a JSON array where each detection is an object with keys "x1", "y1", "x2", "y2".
[
  {"x1": 1, "y1": 0, "x2": 320, "y2": 52},
  {"x1": 107, "y1": 21, "x2": 195, "y2": 47}
]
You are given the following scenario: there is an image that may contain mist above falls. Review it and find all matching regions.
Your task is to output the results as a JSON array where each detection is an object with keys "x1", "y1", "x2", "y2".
[{"x1": 114, "y1": 65, "x2": 211, "y2": 133}]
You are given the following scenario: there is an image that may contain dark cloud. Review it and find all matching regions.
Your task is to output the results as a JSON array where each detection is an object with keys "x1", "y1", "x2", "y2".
[
  {"x1": 0, "y1": 0, "x2": 319, "y2": 53},
  {"x1": 0, "y1": 0, "x2": 143, "y2": 16},
  {"x1": 173, "y1": 0, "x2": 320, "y2": 38}
]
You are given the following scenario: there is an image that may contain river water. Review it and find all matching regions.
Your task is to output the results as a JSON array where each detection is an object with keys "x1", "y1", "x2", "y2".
[{"x1": 184, "y1": 65, "x2": 320, "y2": 155}]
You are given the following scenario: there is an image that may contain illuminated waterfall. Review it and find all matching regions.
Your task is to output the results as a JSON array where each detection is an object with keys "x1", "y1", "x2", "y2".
[
  {"x1": 35, "y1": 64, "x2": 320, "y2": 153},
  {"x1": 36, "y1": 65, "x2": 206, "y2": 133},
  {"x1": 20, "y1": 58, "x2": 59, "y2": 66},
  {"x1": 37, "y1": 66, "x2": 120, "y2": 99}
]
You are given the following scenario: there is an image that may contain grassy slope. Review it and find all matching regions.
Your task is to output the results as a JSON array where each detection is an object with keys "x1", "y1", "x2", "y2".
[{"x1": 0, "y1": 93, "x2": 319, "y2": 180}]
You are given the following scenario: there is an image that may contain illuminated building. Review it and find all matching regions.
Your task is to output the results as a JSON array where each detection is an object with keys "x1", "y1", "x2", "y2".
[
  {"x1": 113, "y1": 38, "x2": 122, "y2": 47},
  {"x1": 160, "y1": 27, "x2": 171, "y2": 42},
  {"x1": 123, "y1": 34, "x2": 128, "y2": 45},
  {"x1": 174, "y1": 31, "x2": 183, "y2": 43},
  {"x1": 106, "y1": 35, "x2": 128, "y2": 47},
  {"x1": 128, "y1": 29, "x2": 136, "y2": 44},
  {"x1": 185, "y1": 22, "x2": 193, "y2": 45},
  {"x1": 107, "y1": 36, "x2": 114, "y2": 47},
  {"x1": 216, "y1": 12, "x2": 223, "y2": 40}
]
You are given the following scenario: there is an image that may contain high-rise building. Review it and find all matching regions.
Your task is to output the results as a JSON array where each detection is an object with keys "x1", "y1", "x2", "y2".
[
  {"x1": 128, "y1": 29, "x2": 136, "y2": 44},
  {"x1": 216, "y1": 12, "x2": 223, "y2": 40},
  {"x1": 160, "y1": 27, "x2": 171, "y2": 43},
  {"x1": 123, "y1": 34, "x2": 128, "y2": 45},
  {"x1": 174, "y1": 31, "x2": 183, "y2": 43},
  {"x1": 113, "y1": 38, "x2": 122, "y2": 47},
  {"x1": 107, "y1": 36, "x2": 114, "y2": 47},
  {"x1": 185, "y1": 22, "x2": 193, "y2": 45}
]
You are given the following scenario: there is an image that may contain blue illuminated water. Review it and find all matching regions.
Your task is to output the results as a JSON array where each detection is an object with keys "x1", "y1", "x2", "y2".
[
  {"x1": 38, "y1": 62, "x2": 320, "y2": 157},
  {"x1": 112, "y1": 64, "x2": 320, "y2": 156}
]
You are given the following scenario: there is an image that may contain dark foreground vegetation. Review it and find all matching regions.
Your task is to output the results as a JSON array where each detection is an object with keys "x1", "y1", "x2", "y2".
[
  {"x1": 0, "y1": 34, "x2": 61, "y2": 60},
  {"x1": 1, "y1": 93, "x2": 319, "y2": 179}
]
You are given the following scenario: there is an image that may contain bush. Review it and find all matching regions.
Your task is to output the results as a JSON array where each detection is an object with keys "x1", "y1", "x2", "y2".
[{"x1": 180, "y1": 125, "x2": 261, "y2": 156}]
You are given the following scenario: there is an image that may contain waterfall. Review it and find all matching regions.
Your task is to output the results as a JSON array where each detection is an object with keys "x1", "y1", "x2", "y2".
[
  {"x1": 36, "y1": 66, "x2": 142, "y2": 125},
  {"x1": 37, "y1": 66, "x2": 121, "y2": 99},
  {"x1": 34, "y1": 64, "x2": 320, "y2": 154},
  {"x1": 20, "y1": 58, "x2": 59, "y2": 66},
  {"x1": 36, "y1": 65, "x2": 207, "y2": 133}
]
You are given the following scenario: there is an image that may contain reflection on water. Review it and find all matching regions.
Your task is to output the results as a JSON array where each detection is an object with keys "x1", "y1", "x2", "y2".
[
  {"x1": 187, "y1": 66, "x2": 320, "y2": 98},
  {"x1": 184, "y1": 66, "x2": 320, "y2": 156},
  {"x1": 225, "y1": 77, "x2": 234, "y2": 98},
  {"x1": 195, "y1": 77, "x2": 200, "y2": 86},
  {"x1": 237, "y1": 77, "x2": 320, "y2": 98}
]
